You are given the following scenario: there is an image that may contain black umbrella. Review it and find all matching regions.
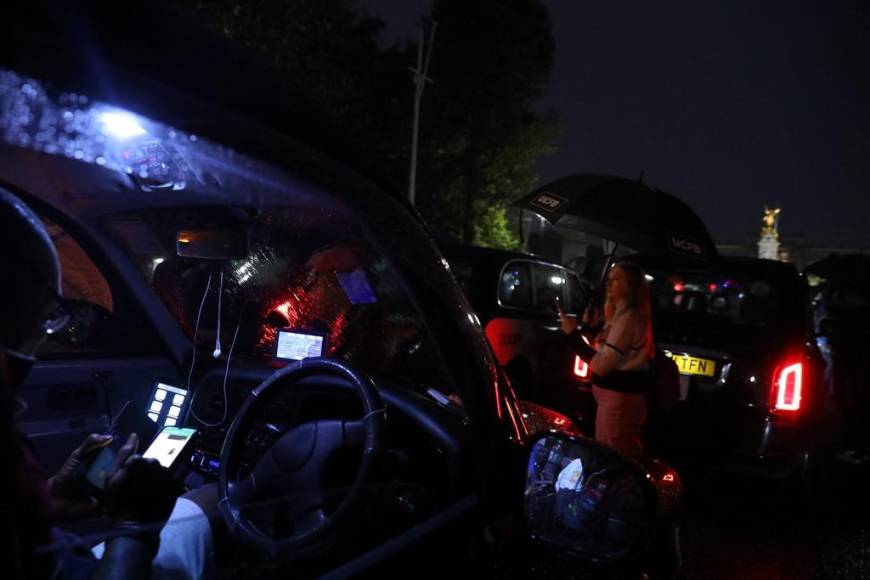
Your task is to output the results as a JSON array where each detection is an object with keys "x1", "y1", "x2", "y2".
[
  {"x1": 513, "y1": 174, "x2": 718, "y2": 268},
  {"x1": 804, "y1": 254, "x2": 870, "y2": 283}
]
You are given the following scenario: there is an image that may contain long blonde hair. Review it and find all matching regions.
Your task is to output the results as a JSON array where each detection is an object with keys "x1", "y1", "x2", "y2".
[{"x1": 604, "y1": 261, "x2": 655, "y2": 359}]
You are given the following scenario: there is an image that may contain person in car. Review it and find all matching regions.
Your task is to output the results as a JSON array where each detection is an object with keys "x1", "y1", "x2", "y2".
[
  {"x1": 0, "y1": 189, "x2": 200, "y2": 579},
  {"x1": 556, "y1": 261, "x2": 654, "y2": 458}
]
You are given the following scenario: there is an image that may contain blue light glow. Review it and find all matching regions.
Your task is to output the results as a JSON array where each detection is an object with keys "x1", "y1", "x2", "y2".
[{"x1": 98, "y1": 111, "x2": 146, "y2": 139}]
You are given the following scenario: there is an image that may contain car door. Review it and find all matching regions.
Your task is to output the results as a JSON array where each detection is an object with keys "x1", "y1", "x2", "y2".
[{"x1": 16, "y1": 207, "x2": 184, "y2": 474}]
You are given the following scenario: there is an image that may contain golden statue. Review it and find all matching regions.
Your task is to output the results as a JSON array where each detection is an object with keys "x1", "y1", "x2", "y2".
[{"x1": 761, "y1": 206, "x2": 781, "y2": 239}]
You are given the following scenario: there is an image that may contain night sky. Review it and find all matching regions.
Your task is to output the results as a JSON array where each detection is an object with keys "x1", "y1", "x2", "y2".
[{"x1": 361, "y1": 0, "x2": 870, "y2": 247}]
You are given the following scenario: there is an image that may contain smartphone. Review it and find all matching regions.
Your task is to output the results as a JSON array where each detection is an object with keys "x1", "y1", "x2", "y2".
[
  {"x1": 143, "y1": 426, "x2": 198, "y2": 471},
  {"x1": 83, "y1": 401, "x2": 158, "y2": 491}
]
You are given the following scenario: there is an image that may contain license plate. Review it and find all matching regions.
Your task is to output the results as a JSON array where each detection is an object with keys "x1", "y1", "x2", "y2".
[{"x1": 670, "y1": 354, "x2": 716, "y2": 377}]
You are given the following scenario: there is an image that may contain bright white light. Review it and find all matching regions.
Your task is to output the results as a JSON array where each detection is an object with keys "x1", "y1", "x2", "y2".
[
  {"x1": 235, "y1": 261, "x2": 254, "y2": 284},
  {"x1": 154, "y1": 389, "x2": 166, "y2": 401},
  {"x1": 172, "y1": 394, "x2": 185, "y2": 405},
  {"x1": 98, "y1": 111, "x2": 146, "y2": 139},
  {"x1": 164, "y1": 418, "x2": 177, "y2": 427},
  {"x1": 148, "y1": 412, "x2": 159, "y2": 422},
  {"x1": 150, "y1": 400, "x2": 163, "y2": 413},
  {"x1": 645, "y1": 274, "x2": 654, "y2": 282},
  {"x1": 550, "y1": 276, "x2": 565, "y2": 285}
]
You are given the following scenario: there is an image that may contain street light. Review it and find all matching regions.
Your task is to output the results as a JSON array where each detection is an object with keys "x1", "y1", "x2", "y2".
[{"x1": 408, "y1": 23, "x2": 437, "y2": 206}]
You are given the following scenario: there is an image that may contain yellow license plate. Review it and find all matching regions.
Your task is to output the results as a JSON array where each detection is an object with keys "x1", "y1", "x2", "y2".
[{"x1": 670, "y1": 354, "x2": 716, "y2": 377}]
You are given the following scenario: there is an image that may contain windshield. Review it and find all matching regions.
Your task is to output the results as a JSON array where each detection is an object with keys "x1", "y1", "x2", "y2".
[{"x1": 100, "y1": 203, "x2": 456, "y2": 394}]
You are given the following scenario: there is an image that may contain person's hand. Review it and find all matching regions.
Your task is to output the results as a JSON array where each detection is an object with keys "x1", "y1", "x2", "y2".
[
  {"x1": 581, "y1": 305, "x2": 601, "y2": 328},
  {"x1": 104, "y1": 454, "x2": 183, "y2": 525},
  {"x1": 555, "y1": 299, "x2": 578, "y2": 335},
  {"x1": 48, "y1": 432, "x2": 115, "y2": 517},
  {"x1": 107, "y1": 432, "x2": 140, "y2": 476}
]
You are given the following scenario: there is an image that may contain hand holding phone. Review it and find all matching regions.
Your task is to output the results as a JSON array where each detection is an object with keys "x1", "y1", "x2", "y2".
[
  {"x1": 84, "y1": 432, "x2": 140, "y2": 492},
  {"x1": 582, "y1": 305, "x2": 602, "y2": 328},
  {"x1": 554, "y1": 297, "x2": 578, "y2": 335},
  {"x1": 49, "y1": 433, "x2": 114, "y2": 511}
]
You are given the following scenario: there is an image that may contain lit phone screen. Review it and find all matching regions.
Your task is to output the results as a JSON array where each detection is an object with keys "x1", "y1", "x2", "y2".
[{"x1": 143, "y1": 427, "x2": 197, "y2": 468}]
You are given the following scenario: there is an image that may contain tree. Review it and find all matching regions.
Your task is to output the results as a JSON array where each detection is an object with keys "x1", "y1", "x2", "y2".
[
  {"x1": 414, "y1": 0, "x2": 557, "y2": 248},
  {"x1": 174, "y1": 0, "x2": 557, "y2": 249},
  {"x1": 174, "y1": 0, "x2": 412, "y2": 177}
]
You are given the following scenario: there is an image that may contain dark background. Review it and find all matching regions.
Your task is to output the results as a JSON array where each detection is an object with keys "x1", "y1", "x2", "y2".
[{"x1": 363, "y1": 0, "x2": 870, "y2": 247}]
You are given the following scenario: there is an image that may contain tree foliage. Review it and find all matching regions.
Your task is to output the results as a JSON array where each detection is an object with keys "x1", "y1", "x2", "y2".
[
  {"x1": 174, "y1": 0, "x2": 412, "y2": 175},
  {"x1": 174, "y1": 0, "x2": 557, "y2": 249},
  {"x1": 416, "y1": 0, "x2": 557, "y2": 246}
]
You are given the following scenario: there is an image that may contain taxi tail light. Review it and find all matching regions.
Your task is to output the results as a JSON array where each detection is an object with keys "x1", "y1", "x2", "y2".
[
  {"x1": 770, "y1": 362, "x2": 802, "y2": 412},
  {"x1": 574, "y1": 356, "x2": 589, "y2": 379}
]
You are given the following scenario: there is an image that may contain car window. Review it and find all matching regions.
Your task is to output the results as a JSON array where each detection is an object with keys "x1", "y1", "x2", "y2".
[
  {"x1": 36, "y1": 217, "x2": 161, "y2": 357},
  {"x1": 499, "y1": 261, "x2": 533, "y2": 309},
  {"x1": 648, "y1": 270, "x2": 803, "y2": 327},
  {"x1": 44, "y1": 219, "x2": 114, "y2": 313}
]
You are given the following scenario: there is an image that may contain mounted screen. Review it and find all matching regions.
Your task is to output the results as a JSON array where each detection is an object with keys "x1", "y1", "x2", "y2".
[{"x1": 275, "y1": 329, "x2": 327, "y2": 361}]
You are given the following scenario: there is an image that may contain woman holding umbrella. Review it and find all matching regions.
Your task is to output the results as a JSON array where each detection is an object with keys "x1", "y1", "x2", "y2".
[{"x1": 556, "y1": 261, "x2": 654, "y2": 458}]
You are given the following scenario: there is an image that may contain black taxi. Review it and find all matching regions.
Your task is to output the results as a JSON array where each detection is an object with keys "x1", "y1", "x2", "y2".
[
  {"x1": 2, "y1": 1, "x2": 682, "y2": 578},
  {"x1": 638, "y1": 255, "x2": 827, "y2": 490}
]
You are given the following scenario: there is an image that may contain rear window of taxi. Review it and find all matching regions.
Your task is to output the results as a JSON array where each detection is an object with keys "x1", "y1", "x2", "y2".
[{"x1": 649, "y1": 268, "x2": 805, "y2": 327}]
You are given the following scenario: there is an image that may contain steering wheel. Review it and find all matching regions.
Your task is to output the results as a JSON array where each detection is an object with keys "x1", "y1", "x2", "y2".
[{"x1": 218, "y1": 358, "x2": 385, "y2": 553}]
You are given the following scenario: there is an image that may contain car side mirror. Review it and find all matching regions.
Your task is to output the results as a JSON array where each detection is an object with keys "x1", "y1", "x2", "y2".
[
  {"x1": 524, "y1": 433, "x2": 658, "y2": 564},
  {"x1": 45, "y1": 298, "x2": 113, "y2": 350}
]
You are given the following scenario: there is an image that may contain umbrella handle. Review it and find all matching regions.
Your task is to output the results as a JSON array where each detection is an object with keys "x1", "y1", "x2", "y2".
[{"x1": 584, "y1": 245, "x2": 618, "y2": 313}]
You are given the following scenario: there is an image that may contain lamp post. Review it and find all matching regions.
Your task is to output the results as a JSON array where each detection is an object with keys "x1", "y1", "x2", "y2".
[{"x1": 408, "y1": 23, "x2": 437, "y2": 206}]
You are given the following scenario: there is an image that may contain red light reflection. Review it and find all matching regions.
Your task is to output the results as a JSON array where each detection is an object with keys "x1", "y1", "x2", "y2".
[{"x1": 574, "y1": 356, "x2": 589, "y2": 379}]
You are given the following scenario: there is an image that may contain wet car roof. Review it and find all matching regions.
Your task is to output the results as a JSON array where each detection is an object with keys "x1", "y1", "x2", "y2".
[
  {"x1": 634, "y1": 254, "x2": 801, "y2": 281},
  {"x1": 443, "y1": 244, "x2": 567, "y2": 266},
  {"x1": 0, "y1": 0, "x2": 403, "y2": 207}
]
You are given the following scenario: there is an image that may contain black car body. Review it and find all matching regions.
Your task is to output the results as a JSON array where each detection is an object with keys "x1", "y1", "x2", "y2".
[
  {"x1": 443, "y1": 245, "x2": 594, "y2": 429},
  {"x1": 638, "y1": 256, "x2": 825, "y2": 479},
  {"x1": 1, "y1": 2, "x2": 682, "y2": 578}
]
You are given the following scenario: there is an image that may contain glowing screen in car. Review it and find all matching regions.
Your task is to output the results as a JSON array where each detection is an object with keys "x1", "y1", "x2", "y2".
[{"x1": 276, "y1": 330, "x2": 325, "y2": 361}]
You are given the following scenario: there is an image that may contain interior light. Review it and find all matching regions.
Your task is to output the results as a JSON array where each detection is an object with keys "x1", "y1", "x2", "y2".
[
  {"x1": 644, "y1": 274, "x2": 654, "y2": 282},
  {"x1": 673, "y1": 282, "x2": 685, "y2": 293},
  {"x1": 550, "y1": 276, "x2": 565, "y2": 285},
  {"x1": 98, "y1": 111, "x2": 147, "y2": 139}
]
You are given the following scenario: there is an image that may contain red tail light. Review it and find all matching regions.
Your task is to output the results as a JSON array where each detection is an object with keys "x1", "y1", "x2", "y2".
[
  {"x1": 771, "y1": 362, "x2": 802, "y2": 411},
  {"x1": 574, "y1": 355, "x2": 589, "y2": 379}
]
